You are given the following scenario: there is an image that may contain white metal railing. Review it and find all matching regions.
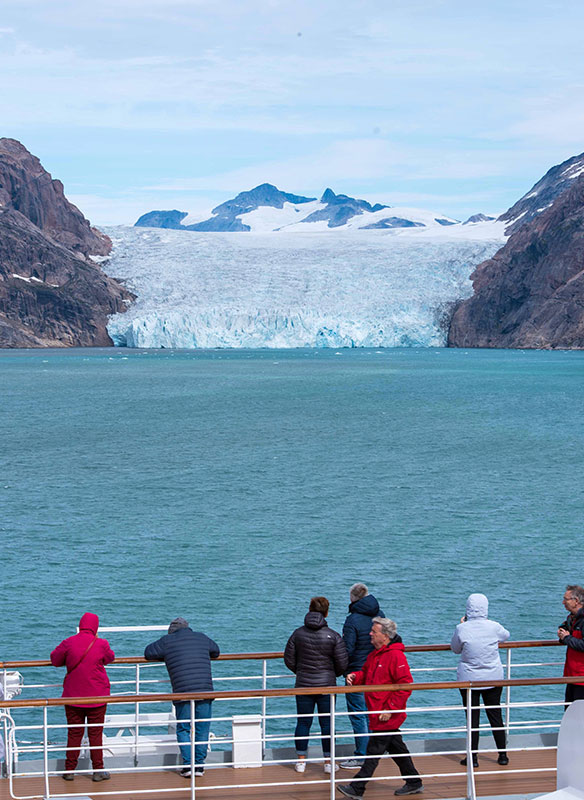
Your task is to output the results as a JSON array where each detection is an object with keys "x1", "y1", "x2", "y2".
[
  {"x1": 0, "y1": 678, "x2": 570, "y2": 800},
  {"x1": 0, "y1": 638, "x2": 571, "y2": 800}
]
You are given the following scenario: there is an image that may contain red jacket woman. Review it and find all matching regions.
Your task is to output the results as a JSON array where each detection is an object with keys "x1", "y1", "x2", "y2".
[{"x1": 51, "y1": 613, "x2": 115, "y2": 782}]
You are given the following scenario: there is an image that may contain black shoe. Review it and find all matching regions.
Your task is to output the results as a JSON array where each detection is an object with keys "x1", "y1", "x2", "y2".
[
  {"x1": 62, "y1": 773, "x2": 74, "y2": 781},
  {"x1": 460, "y1": 756, "x2": 479, "y2": 768},
  {"x1": 338, "y1": 786, "x2": 361, "y2": 798},
  {"x1": 92, "y1": 771, "x2": 111, "y2": 782},
  {"x1": 194, "y1": 767, "x2": 205, "y2": 777},
  {"x1": 180, "y1": 767, "x2": 191, "y2": 778},
  {"x1": 394, "y1": 784, "x2": 424, "y2": 796},
  {"x1": 497, "y1": 754, "x2": 509, "y2": 765}
]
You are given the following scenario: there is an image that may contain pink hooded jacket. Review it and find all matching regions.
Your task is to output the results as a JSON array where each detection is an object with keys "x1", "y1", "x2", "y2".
[{"x1": 50, "y1": 613, "x2": 115, "y2": 707}]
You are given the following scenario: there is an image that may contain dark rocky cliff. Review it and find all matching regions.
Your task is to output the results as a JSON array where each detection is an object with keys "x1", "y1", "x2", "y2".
[
  {"x1": 0, "y1": 139, "x2": 133, "y2": 347},
  {"x1": 448, "y1": 157, "x2": 584, "y2": 349}
]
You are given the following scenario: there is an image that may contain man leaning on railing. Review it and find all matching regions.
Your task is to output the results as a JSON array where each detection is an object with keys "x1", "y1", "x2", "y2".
[{"x1": 144, "y1": 617, "x2": 220, "y2": 779}]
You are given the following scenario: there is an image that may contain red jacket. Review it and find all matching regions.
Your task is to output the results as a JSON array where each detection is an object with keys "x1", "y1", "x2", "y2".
[
  {"x1": 561, "y1": 609, "x2": 584, "y2": 684},
  {"x1": 51, "y1": 613, "x2": 115, "y2": 707},
  {"x1": 351, "y1": 641, "x2": 413, "y2": 731}
]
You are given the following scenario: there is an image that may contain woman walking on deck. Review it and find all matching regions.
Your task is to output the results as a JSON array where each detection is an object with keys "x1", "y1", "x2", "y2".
[
  {"x1": 451, "y1": 594, "x2": 510, "y2": 768},
  {"x1": 51, "y1": 612, "x2": 115, "y2": 782}
]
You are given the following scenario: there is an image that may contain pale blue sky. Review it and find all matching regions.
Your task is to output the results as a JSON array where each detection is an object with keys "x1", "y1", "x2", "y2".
[{"x1": 1, "y1": 0, "x2": 583, "y2": 224}]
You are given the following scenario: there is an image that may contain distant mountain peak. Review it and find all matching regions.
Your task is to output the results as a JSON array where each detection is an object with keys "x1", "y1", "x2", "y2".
[{"x1": 134, "y1": 184, "x2": 465, "y2": 233}]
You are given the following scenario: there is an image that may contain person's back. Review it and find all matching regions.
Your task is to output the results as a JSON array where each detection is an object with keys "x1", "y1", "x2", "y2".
[
  {"x1": 285, "y1": 611, "x2": 348, "y2": 686},
  {"x1": 343, "y1": 592, "x2": 384, "y2": 671},
  {"x1": 51, "y1": 612, "x2": 115, "y2": 703},
  {"x1": 144, "y1": 618, "x2": 220, "y2": 778},
  {"x1": 451, "y1": 593, "x2": 510, "y2": 682},
  {"x1": 50, "y1": 612, "x2": 115, "y2": 781},
  {"x1": 144, "y1": 625, "x2": 219, "y2": 692}
]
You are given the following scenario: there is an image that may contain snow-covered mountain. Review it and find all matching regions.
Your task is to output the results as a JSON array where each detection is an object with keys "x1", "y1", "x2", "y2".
[
  {"x1": 135, "y1": 184, "x2": 472, "y2": 233},
  {"x1": 106, "y1": 225, "x2": 504, "y2": 348}
]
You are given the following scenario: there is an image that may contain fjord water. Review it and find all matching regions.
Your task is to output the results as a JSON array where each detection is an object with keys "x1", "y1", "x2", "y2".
[{"x1": 1, "y1": 347, "x2": 582, "y2": 735}]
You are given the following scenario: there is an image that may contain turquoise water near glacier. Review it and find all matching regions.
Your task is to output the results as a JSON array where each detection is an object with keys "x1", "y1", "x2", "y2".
[{"x1": 1, "y1": 347, "x2": 583, "y2": 746}]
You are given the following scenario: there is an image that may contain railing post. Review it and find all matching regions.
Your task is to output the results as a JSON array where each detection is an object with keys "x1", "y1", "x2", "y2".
[
  {"x1": 134, "y1": 664, "x2": 140, "y2": 766},
  {"x1": 329, "y1": 693, "x2": 336, "y2": 800},
  {"x1": 465, "y1": 688, "x2": 476, "y2": 800},
  {"x1": 43, "y1": 706, "x2": 50, "y2": 800},
  {"x1": 505, "y1": 648, "x2": 512, "y2": 735},
  {"x1": 261, "y1": 659, "x2": 267, "y2": 756},
  {"x1": 190, "y1": 699, "x2": 196, "y2": 800}
]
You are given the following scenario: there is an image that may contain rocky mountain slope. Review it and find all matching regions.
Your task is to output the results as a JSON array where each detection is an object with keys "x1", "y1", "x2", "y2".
[
  {"x1": 0, "y1": 139, "x2": 133, "y2": 347},
  {"x1": 135, "y1": 184, "x2": 465, "y2": 232},
  {"x1": 448, "y1": 152, "x2": 584, "y2": 349}
]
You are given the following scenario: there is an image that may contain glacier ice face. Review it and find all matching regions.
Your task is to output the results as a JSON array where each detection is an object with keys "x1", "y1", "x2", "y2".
[{"x1": 105, "y1": 226, "x2": 503, "y2": 349}]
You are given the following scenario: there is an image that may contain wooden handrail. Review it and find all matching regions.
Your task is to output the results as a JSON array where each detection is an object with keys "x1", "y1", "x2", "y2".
[
  {"x1": 0, "y1": 640, "x2": 562, "y2": 670},
  {"x1": 0, "y1": 673, "x2": 580, "y2": 710}
]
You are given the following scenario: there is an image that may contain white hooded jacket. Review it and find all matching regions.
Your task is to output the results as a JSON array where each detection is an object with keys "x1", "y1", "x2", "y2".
[{"x1": 451, "y1": 594, "x2": 510, "y2": 685}]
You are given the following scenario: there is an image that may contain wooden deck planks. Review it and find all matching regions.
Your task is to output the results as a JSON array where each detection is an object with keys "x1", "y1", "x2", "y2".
[{"x1": 1, "y1": 749, "x2": 556, "y2": 800}]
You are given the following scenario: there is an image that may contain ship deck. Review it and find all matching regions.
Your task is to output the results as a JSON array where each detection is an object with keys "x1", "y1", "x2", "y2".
[{"x1": 0, "y1": 748, "x2": 555, "y2": 800}]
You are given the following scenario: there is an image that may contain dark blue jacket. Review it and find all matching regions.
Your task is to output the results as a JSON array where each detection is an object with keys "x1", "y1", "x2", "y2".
[
  {"x1": 342, "y1": 595, "x2": 384, "y2": 671},
  {"x1": 144, "y1": 628, "x2": 220, "y2": 695}
]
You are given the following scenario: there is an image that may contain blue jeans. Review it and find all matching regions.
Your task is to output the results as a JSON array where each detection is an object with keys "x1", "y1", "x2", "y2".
[
  {"x1": 346, "y1": 688, "x2": 369, "y2": 756},
  {"x1": 295, "y1": 694, "x2": 333, "y2": 757},
  {"x1": 174, "y1": 700, "x2": 212, "y2": 766}
]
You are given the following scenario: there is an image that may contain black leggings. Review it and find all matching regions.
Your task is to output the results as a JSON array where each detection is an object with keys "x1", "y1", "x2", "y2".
[{"x1": 459, "y1": 687, "x2": 506, "y2": 756}]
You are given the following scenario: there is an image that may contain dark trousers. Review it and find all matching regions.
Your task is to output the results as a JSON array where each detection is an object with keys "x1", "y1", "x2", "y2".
[
  {"x1": 459, "y1": 687, "x2": 506, "y2": 756},
  {"x1": 350, "y1": 731, "x2": 421, "y2": 796},
  {"x1": 564, "y1": 683, "x2": 584, "y2": 707},
  {"x1": 294, "y1": 694, "x2": 333, "y2": 756},
  {"x1": 65, "y1": 704, "x2": 107, "y2": 771}
]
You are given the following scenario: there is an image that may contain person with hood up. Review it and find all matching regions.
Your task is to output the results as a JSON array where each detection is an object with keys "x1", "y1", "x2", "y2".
[
  {"x1": 338, "y1": 617, "x2": 423, "y2": 798},
  {"x1": 144, "y1": 617, "x2": 219, "y2": 779},
  {"x1": 340, "y1": 583, "x2": 385, "y2": 769},
  {"x1": 50, "y1": 612, "x2": 115, "y2": 782},
  {"x1": 284, "y1": 596, "x2": 348, "y2": 774},
  {"x1": 450, "y1": 593, "x2": 510, "y2": 768}
]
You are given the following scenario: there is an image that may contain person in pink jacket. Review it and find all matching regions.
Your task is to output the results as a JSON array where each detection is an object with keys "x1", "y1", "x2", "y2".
[{"x1": 51, "y1": 612, "x2": 115, "y2": 782}]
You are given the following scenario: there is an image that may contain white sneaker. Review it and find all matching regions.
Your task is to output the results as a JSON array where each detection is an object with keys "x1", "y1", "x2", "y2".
[
  {"x1": 324, "y1": 762, "x2": 339, "y2": 773},
  {"x1": 295, "y1": 760, "x2": 306, "y2": 773}
]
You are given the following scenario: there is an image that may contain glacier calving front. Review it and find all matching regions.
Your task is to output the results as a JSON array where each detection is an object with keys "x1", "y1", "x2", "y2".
[{"x1": 106, "y1": 226, "x2": 503, "y2": 348}]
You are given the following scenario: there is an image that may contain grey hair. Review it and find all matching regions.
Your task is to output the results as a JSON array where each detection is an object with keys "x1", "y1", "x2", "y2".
[
  {"x1": 566, "y1": 585, "x2": 584, "y2": 606},
  {"x1": 350, "y1": 583, "x2": 369, "y2": 603},
  {"x1": 372, "y1": 617, "x2": 397, "y2": 640}
]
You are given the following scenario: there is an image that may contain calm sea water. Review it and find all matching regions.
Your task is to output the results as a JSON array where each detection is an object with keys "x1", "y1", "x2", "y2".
[{"x1": 1, "y1": 347, "x2": 583, "y2": 742}]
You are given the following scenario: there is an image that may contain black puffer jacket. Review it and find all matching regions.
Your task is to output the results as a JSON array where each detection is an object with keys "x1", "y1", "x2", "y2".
[
  {"x1": 284, "y1": 612, "x2": 349, "y2": 688},
  {"x1": 144, "y1": 627, "x2": 220, "y2": 696},
  {"x1": 343, "y1": 594, "x2": 384, "y2": 671}
]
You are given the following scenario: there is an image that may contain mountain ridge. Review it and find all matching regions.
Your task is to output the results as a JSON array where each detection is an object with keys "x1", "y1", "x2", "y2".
[
  {"x1": 448, "y1": 151, "x2": 584, "y2": 349},
  {"x1": 0, "y1": 138, "x2": 133, "y2": 347}
]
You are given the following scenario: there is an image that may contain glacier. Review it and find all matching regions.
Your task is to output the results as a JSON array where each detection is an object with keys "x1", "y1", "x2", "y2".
[{"x1": 105, "y1": 226, "x2": 504, "y2": 349}]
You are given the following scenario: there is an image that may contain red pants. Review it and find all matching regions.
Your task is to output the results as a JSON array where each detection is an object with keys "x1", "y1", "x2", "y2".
[{"x1": 65, "y1": 704, "x2": 107, "y2": 770}]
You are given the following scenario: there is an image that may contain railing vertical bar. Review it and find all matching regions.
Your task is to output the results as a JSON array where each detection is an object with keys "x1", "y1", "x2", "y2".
[
  {"x1": 505, "y1": 648, "x2": 512, "y2": 735},
  {"x1": 261, "y1": 659, "x2": 267, "y2": 756},
  {"x1": 329, "y1": 693, "x2": 336, "y2": 800},
  {"x1": 43, "y1": 706, "x2": 50, "y2": 800},
  {"x1": 466, "y1": 687, "x2": 476, "y2": 800},
  {"x1": 190, "y1": 699, "x2": 196, "y2": 800},
  {"x1": 134, "y1": 663, "x2": 140, "y2": 766}
]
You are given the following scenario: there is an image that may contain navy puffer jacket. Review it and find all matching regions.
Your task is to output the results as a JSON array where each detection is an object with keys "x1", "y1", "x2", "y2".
[
  {"x1": 144, "y1": 627, "x2": 220, "y2": 696},
  {"x1": 342, "y1": 594, "x2": 385, "y2": 671},
  {"x1": 284, "y1": 612, "x2": 348, "y2": 688}
]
